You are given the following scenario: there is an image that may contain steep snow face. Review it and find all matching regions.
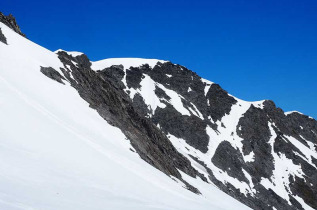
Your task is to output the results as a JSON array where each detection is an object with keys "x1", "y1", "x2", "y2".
[
  {"x1": 0, "y1": 23, "x2": 251, "y2": 210},
  {"x1": 92, "y1": 57, "x2": 167, "y2": 70}
]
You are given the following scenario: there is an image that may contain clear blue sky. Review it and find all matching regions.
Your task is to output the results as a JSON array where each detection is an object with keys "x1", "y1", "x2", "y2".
[{"x1": 1, "y1": 0, "x2": 317, "y2": 118}]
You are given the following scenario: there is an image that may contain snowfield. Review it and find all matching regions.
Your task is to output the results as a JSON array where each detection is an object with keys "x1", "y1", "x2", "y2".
[
  {"x1": 0, "y1": 22, "x2": 250, "y2": 210},
  {"x1": 91, "y1": 57, "x2": 167, "y2": 70}
]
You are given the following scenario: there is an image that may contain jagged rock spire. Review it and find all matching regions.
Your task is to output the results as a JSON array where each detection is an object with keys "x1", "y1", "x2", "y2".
[{"x1": 0, "y1": 12, "x2": 26, "y2": 37}]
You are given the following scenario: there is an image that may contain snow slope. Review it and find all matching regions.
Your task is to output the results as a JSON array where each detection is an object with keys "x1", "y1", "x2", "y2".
[
  {"x1": 92, "y1": 57, "x2": 166, "y2": 70},
  {"x1": 0, "y1": 22, "x2": 250, "y2": 210}
]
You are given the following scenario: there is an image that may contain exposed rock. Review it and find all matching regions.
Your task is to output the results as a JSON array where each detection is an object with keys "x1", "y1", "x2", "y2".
[
  {"x1": 289, "y1": 176, "x2": 317, "y2": 209},
  {"x1": 132, "y1": 93, "x2": 150, "y2": 117},
  {"x1": 153, "y1": 104, "x2": 209, "y2": 153},
  {"x1": 98, "y1": 65, "x2": 126, "y2": 90},
  {"x1": 49, "y1": 51, "x2": 205, "y2": 194},
  {"x1": 126, "y1": 67, "x2": 144, "y2": 89},
  {"x1": 39, "y1": 49, "x2": 317, "y2": 210},
  {"x1": 0, "y1": 12, "x2": 25, "y2": 37},
  {"x1": 107, "y1": 58, "x2": 317, "y2": 209},
  {"x1": 289, "y1": 195, "x2": 305, "y2": 210},
  {"x1": 237, "y1": 105, "x2": 274, "y2": 181},
  {"x1": 212, "y1": 141, "x2": 249, "y2": 183},
  {"x1": 0, "y1": 27, "x2": 7, "y2": 44},
  {"x1": 144, "y1": 62, "x2": 209, "y2": 118},
  {"x1": 206, "y1": 83, "x2": 237, "y2": 122},
  {"x1": 40, "y1": 66, "x2": 66, "y2": 84},
  {"x1": 155, "y1": 85, "x2": 171, "y2": 101}
]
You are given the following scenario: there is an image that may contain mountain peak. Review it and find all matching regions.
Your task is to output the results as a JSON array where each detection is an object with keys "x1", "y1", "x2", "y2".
[
  {"x1": 0, "y1": 12, "x2": 25, "y2": 37},
  {"x1": 1, "y1": 13, "x2": 317, "y2": 210}
]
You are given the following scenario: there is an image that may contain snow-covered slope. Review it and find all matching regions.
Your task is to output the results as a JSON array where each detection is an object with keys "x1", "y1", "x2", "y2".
[
  {"x1": 1, "y1": 12, "x2": 317, "y2": 210},
  {"x1": 0, "y1": 21, "x2": 250, "y2": 210}
]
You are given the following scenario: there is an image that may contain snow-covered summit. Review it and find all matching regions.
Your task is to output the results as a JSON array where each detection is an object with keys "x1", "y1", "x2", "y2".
[
  {"x1": 91, "y1": 57, "x2": 167, "y2": 70},
  {"x1": 54, "y1": 49, "x2": 84, "y2": 57},
  {"x1": 285, "y1": 110, "x2": 314, "y2": 119}
]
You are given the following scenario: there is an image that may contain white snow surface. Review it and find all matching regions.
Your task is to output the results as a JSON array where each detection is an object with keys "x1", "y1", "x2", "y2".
[
  {"x1": 0, "y1": 23, "x2": 250, "y2": 210},
  {"x1": 201, "y1": 78, "x2": 213, "y2": 96},
  {"x1": 91, "y1": 57, "x2": 167, "y2": 70},
  {"x1": 285, "y1": 111, "x2": 315, "y2": 120},
  {"x1": 54, "y1": 49, "x2": 84, "y2": 57},
  {"x1": 285, "y1": 111, "x2": 304, "y2": 115}
]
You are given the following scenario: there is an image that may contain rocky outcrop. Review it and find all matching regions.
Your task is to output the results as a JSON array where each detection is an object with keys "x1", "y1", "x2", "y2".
[
  {"x1": 237, "y1": 105, "x2": 274, "y2": 180},
  {"x1": 206, "y1": 84, "x2": 237, "y2": 121},
  {"x1": 40, "y1": 66, "x2": 66, "y2": 84},
  {"x1": 153, "y1": 105, "x2": 210, "y2": 153},
  {"x1": 32, "y1": 41, "x2": 317, "y2": 210},
  {"x1": 0, "y1": 27, "x2": 7, "y2": 44},
  {"x1": 212, "y1": 141, "x2": 249, "y2": 183},
  {"x1": 0, "y1": 12, "x2": 25, "y2": 37},
  {"x1": 42, "y1": 51, "x2": 208, "y2": 194},
  {"x1": 39, "y1": 51, "x2": 317, "y2": 210},
  {"x1": 95, "y1": 58, "x2": 317, "y2": 209}
]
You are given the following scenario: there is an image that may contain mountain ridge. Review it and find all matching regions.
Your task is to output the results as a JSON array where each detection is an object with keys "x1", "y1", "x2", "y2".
[
  {"x1": 1, "y1": 12, "x2": 317, "y2": 210},
  {"x1": 1, "y1": 19, "x2": 250, "y2": 210},
  {"x1": 50, "y1": 50, "x2": 317, "y2": 209}
]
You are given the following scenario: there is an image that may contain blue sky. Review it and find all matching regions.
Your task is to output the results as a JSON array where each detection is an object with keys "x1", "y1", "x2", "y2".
[{"x1": 1, "y1": 0, "x2": 317, "y2": 118}]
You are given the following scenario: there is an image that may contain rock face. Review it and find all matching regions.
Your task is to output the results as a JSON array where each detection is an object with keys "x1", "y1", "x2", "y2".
[
  {"x1": 0, "y1": 12, "x2": 25, "y2": 37},
  {"x1": 3, "y1": 14, "x2": 317, "y2": 210},
  {"x1": 0, "y1": 27, "x2": 7, "y2": 44},
  {"x1": 55, "y1": 51, "x2": 205, "y2": 193},
  {"x1": 40, "y1": 66, "x2": 66, "y2": 84},
  {"x1": 39, "y1": 52, "x2": 317, "y2": 210}
]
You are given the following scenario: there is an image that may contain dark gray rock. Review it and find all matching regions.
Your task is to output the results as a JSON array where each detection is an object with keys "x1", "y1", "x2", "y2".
[
  {"x1": 51, "y1": 50, "x2": 206, "y2": 194},
  {"x1": 112, "y1": 62, "x2": 215, "y2": 152},
  {"x1": 263, "y1": 100, "x2": 317, "y2": 147},
  {"x1": 98, "y1": 65, "x2": 126, "y2": 90},
  {"x1": 289, "y1": 176, "x2": 317, "y2": 209},
  {"x1": 206, "y1": 84, "x2": 237, "y2": 122},
  {"x1": 237, "y1": 105, "x2": 274, "y2": 181},
  {"x1": 39, "y1": 49, "x2": 317, "y2": 210},
  {"x1": 132, "y1": 93, "x2": 150, "y2": 117},
  {"x1": 72, "y1": 53, "x2": 92, "y2": 69},
  {"x1": 0, "y1": 27, "x2": 7, "y2": 44},
  {"x1": 104, "y1": 59, "x2": 317, "y2": 209},
  {"x1": 126, "y1": 67, "x2": 144, "y2": 89},
  {"x1": 99, "y1": 65, "x2": 125, "y2": 81},
  {"x1": 212, "y1": 141, "x2": 249, "y2": 183},
  {"x1": 155, "y1": 85, "x2": 171, "y2": 101},
  {"x1": 144, "y1": 62, "x2": 209, "y2": 118},
  {"x1": 234, "y1": 100, "x2": 317, "y2": 209},
  {"x1": 153, "y1": 104, "x2": 209, "y2": 153},
  {"x1": 312, "y1": 156, "x2": 317, "y2": 168},
  {"x1": 285, "y1": 111, "x2": 317, "y2": 146},
  {"x1": 0, "y1": 12, "x2": 25, "y2": 37},
  {"x1": 289, "y1": 195, "x2": 305, "y2": 210},
  {"x1": 40, "y1": 66, "x2": 66, "y2": 84}
]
